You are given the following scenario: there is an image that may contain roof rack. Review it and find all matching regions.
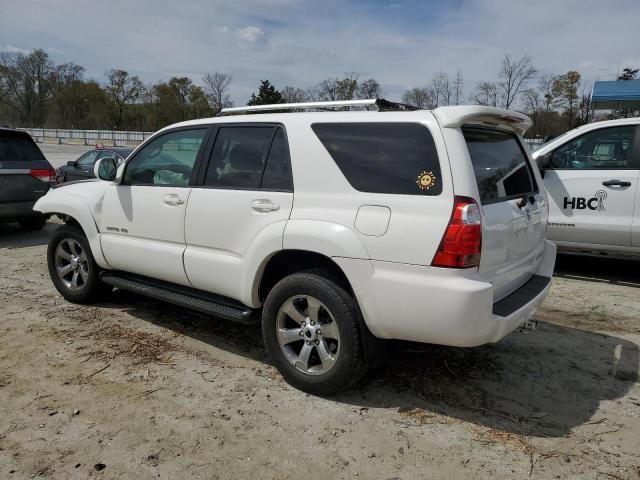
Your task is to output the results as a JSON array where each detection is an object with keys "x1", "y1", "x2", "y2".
[{"x1": 219, "y1": 98, "x2": 419, "y2": 115}]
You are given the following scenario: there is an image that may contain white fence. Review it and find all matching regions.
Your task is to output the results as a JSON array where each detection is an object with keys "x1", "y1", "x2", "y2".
[
  {"x1": 524, "y1": 138, "x2": 544, "y2": 151},
  {"x1": 18, "y1": 128, "x2": 154, "y2": 146}
]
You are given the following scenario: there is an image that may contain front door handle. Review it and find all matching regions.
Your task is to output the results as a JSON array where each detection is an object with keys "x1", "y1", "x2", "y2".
[
  {"x1": 251, "y1": 199, "x2": 280, "y2": 213},
  {"x1": 163, "y1": 194, "x2": 185, "y2": 206},
  {"x1": 602, "y1": 180, "x2": 631, "y2": 187}
]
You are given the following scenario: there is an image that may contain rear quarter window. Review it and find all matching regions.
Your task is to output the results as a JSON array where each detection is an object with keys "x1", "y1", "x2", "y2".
[
  {"x1": 311, "y1": 122, "x2": 442, "y2": 196},
  {"x1": 0, "y1": 131, "x2": 46, "y2": 163},
  {"x1": 462, "y1": 127, "x2": 537, "y2": 204}
]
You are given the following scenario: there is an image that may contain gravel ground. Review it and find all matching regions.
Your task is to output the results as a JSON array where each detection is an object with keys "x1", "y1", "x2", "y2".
[{"x1": 1, "y1": 144, "x2": 639, "y2": 479}]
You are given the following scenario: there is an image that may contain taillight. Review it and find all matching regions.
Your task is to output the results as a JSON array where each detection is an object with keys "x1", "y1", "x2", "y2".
[
  {"x1": 29, "y1": 168, "x2": 56, "y2": 182},
  {"x1": 432, "y1": 196, "x2": 482, "y2": 268}
]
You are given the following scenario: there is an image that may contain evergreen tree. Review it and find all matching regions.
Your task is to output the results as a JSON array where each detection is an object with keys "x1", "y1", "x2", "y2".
[{"x1": 247, "y1": 80, "x2": 284, "y2": 106}]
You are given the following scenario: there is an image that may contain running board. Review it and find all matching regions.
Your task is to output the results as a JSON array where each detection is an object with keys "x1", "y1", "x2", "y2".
[{"x1": 100, "y1": 272, "x2": 258, "y2": 325}]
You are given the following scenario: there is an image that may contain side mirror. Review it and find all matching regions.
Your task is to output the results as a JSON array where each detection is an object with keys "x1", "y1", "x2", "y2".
[
  {"x1": 537, "y1": 153, "x2": 552, "y2": 170},
  {"x1": 536, "y1": 153, "x2": 552, "y2": 178},
  {"x1": 94, "y1": 157, "x2": 117, "y2": 181},
  {"x1": 67, "y1": 160, "x2": 76, "y2": 167}
]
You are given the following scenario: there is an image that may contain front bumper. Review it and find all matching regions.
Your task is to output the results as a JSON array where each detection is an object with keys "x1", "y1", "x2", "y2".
[{"x1": 335, "y1": 239, "x2": 557, "y2": 347}]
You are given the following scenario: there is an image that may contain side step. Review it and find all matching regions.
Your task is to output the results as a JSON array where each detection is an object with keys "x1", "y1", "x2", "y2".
[{"x1": 101, "y1": 272, "x2": 258, "y2": 325}]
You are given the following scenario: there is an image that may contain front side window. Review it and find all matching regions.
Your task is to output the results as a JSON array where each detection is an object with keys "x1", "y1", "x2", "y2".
[
  {"x1": 311, "y1": 122, "x2": 442, "y2": 196},
  {"x1": 550, "y1": 126, "x2": 637, "y2": 169},
  {"x1": 76, "y1": 151, "x2": 100, "y2": 166},
  {"x1": 463, "y1": 128, "x2": 537, "y2": 204},
  {"x1": 123, "y1": 129, "x2": 206, "y2": 186}
]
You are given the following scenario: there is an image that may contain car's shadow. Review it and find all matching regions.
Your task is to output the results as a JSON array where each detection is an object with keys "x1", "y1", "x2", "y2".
[
  {"x1": 103, "y1": 290, "x2": 639, "y2": 438},
  {"x1": 0, "y1": 221, "x2": 53, "y2": 249},
  {"x1": 554, "y1": 253, "x2": 640, "y2": 288}
]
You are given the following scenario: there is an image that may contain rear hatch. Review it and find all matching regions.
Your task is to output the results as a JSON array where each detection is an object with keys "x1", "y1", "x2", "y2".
[
  {"x1": 462, "y1": 127, "x2": 546, "y2": 301},
  {"x1": 0, "y1": 130, "x2": 55, "y2": 204}
]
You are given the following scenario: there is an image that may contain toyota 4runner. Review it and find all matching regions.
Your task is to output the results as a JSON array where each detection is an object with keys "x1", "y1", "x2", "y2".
[{"x1": 35, "y1": 99, "x2": 556, "y2": 394}]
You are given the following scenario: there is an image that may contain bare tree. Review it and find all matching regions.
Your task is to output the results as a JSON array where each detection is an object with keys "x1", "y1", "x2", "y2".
[
  {"x1": 470, "y1": 81, "x2": 498, "y2": 107},
  {"x1": 431, "y1": 72, "x2": 451, "y2": 107},
  {"x1": 316, "y1": 73, "x2": 359, "y2": 101},
  {"x1": 356, "y1": 78, "x2": 381, "y2": 99},
  {"x1": 453, "y1": 70, "x2": 464, "y2": 105},
  {"x1": 202, "y1": 72, "x2": 233, "y2": 114},
  {"x1": 104, "y1": 69, "x2": 144, "y2": 129},
  {"x1": 498, "y1": 54, "x2": 537, "y2": 109},
  {"x1": 0, "y1": 49, "x2": 55, "y2": 126},
  {"x1": 281, "y1": 86, "x2": 306, "y2": 103},
  {"x1": 401, "y1": 87, "x2": 436, "y2": 109},
  {"x1": 523, "y1": 87, "x2": 543, "y2": 137}
]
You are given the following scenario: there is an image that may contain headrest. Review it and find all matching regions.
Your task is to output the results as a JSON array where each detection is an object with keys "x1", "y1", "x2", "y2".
[{"x1": 229, "y1": 144, "x2": 263, "y2": 171}]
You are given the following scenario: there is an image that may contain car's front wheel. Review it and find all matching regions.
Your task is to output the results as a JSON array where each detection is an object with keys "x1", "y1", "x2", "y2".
[
  {"x1": 47, "y1": 224, "x2": 110, "y2": 303},
  {"x1": 262, "y1": 273, "x2": 367, "y2": 395}
]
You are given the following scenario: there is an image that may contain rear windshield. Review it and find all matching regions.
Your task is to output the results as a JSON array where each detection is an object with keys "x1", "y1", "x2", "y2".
[
  {"x1": 0, "y1": 131, "x2": 46, "y2": 163},
  {"x1": 312, "y1": 122, "x2": 442, "y2": 196},
  {"x1": 462, "y1": 128, "x2": 537, "y2": 204}
]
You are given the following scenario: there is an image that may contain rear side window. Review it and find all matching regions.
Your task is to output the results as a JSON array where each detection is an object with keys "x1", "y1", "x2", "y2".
[
  {"x1": 204, "y1": 126, "x2": 293, "y2": 191},
  {"x1": 0, "y1": 131, "x2": 46, "y2": 163},
  {"x1": 462, "y1": 128, "x2": 537, "y2": 204},
  {"x1": 311, "y1": 123, "x2": 442, "y2": 196}
]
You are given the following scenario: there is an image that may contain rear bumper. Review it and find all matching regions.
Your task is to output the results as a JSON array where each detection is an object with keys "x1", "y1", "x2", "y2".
[
  {"x1": 0, "y1": 201, "x2": 45, "y2": 221},
  {"x1": 335, "y1": 239, "x2": 557, "y2": 347}
]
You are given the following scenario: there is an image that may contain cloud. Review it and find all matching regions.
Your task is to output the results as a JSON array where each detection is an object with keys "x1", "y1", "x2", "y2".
[
  {"x1": 1, "y1": 45, "x2": 30, "y2": 54},
  {"x1": 0, "y1": 0, "x2": 639, "y2": 105},
  {"x1": 236, "y1": 26, "x2": 264, "y2": 43}
]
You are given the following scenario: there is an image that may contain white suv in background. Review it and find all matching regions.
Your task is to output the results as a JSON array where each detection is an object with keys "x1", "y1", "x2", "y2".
[
  {"x1": 35, "y1": 99, "x2": 556, "y2": 394},
  {"x1": 533, "y1": 118, "x2": 640, "y2": 258}
]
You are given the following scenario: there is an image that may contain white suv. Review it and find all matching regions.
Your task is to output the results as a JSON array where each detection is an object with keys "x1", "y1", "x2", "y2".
[
  {"x1": 532, "y1": 118, "x2": 640, "y2": 258},
  {"x1": 35, "y1": 99, "x2": 556, "y2": 394}
]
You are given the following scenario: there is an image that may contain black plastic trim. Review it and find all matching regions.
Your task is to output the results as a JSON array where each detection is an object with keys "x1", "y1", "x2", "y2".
[
  {"x1": 492, "y1": 275, "x2": 550, "y2": 317},
  {"x1": 100, "y1": 271, "x2": 258, "y2": 324}
]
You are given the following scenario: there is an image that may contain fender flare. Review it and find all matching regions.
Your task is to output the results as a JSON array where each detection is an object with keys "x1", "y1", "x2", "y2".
[
  {"x1": 34, "y1": 191, "x2": 111, "y2": 269},
  {"x1": 282, "y1": 219, "x2": 370, "y2": 260}
]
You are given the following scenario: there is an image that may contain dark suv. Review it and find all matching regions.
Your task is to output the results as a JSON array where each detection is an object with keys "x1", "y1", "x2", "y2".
[{"x1": 0, "y1": 128, "x2": 55, "y2": 230}]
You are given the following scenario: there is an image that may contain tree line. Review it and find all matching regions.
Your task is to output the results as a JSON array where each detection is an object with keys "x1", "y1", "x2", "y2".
[{"x1": 1, "y1": 48, "x2": 637, "y2": 138}]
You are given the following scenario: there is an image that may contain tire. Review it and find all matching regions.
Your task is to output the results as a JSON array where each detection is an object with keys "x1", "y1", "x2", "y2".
[
  {"x1": 262, "y1": 272, "x2": 367, "y2": 395},
  {"x1": 47, "y1": 224, "x2": 110, "y2": 303},
  {"x1": 19, "y1": 217, "x2": 46, "y2": 231}
]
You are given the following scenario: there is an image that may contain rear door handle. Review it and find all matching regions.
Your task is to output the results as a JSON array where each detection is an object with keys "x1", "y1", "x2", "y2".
[
  {"x1": 163, "y1": 194, "x2": 185, "y2": 206},
  {"x1": 251, "y1": 199, "x2": 280, "y2": 213},
  {"x1": 602, "y1": 180, "x2": 631, "y2": 187}
]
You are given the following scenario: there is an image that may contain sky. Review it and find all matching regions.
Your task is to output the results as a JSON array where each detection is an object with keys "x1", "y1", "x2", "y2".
[{"x1": 1, "y1": 0, "x2": 639, "y2": 105}]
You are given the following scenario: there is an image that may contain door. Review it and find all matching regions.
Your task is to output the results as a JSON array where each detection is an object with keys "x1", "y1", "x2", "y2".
[
  {"x1": 184, "y1": 125, "x2": 294, "y2": 303},
  {"x1": 66, "y1": 150, "x2": 100, "y2": 181},
  {"x1": 463, "y1": 127, "x2": 546, "y2": 300},
  {"x1": 100, "y1": 128, "x2": 209, "y2": 286},
  {"x1": 543, "y1": 125, "x2": 639, "y2": 247}
]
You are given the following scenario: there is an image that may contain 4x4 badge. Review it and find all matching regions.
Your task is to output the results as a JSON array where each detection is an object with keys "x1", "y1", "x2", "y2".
[{"x1": 416, "y1": 170, "x2": 436, "y2": 191}]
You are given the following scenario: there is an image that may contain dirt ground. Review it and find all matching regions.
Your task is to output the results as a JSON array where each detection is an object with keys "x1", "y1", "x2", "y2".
[
  {"x1": 0, "y1": 144, "x2": 639, "y2": 479},
  {"x1": 0, "y1": 222, "x2": 638, "y2": 480}
]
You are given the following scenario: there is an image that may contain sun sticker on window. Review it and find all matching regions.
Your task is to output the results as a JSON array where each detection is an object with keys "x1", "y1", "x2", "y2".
[{"x1": 416, "y1": 170, "x2": 436, "y2": 191}]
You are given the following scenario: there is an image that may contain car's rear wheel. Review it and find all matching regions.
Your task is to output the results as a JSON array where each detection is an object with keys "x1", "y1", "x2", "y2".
[
  {"x1": 262, "y1": 273, "x2": 367, "y2": 395},
  {"x1": 19, "y1": 217, "x2": 46, "y2": 231},
  {"x1": 47, "y1": 224, "x2": 110, "y2": 303}
]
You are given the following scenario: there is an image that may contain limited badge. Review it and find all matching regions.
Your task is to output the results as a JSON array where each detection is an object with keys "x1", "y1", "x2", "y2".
[{"x1": 416, "y1": 170, "x2": 436, "y2": 191}]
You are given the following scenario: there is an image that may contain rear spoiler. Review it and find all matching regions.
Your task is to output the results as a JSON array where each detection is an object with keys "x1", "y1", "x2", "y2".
[{"x1": 432, "y1": 106, "x2": 532, "y2": 136}]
